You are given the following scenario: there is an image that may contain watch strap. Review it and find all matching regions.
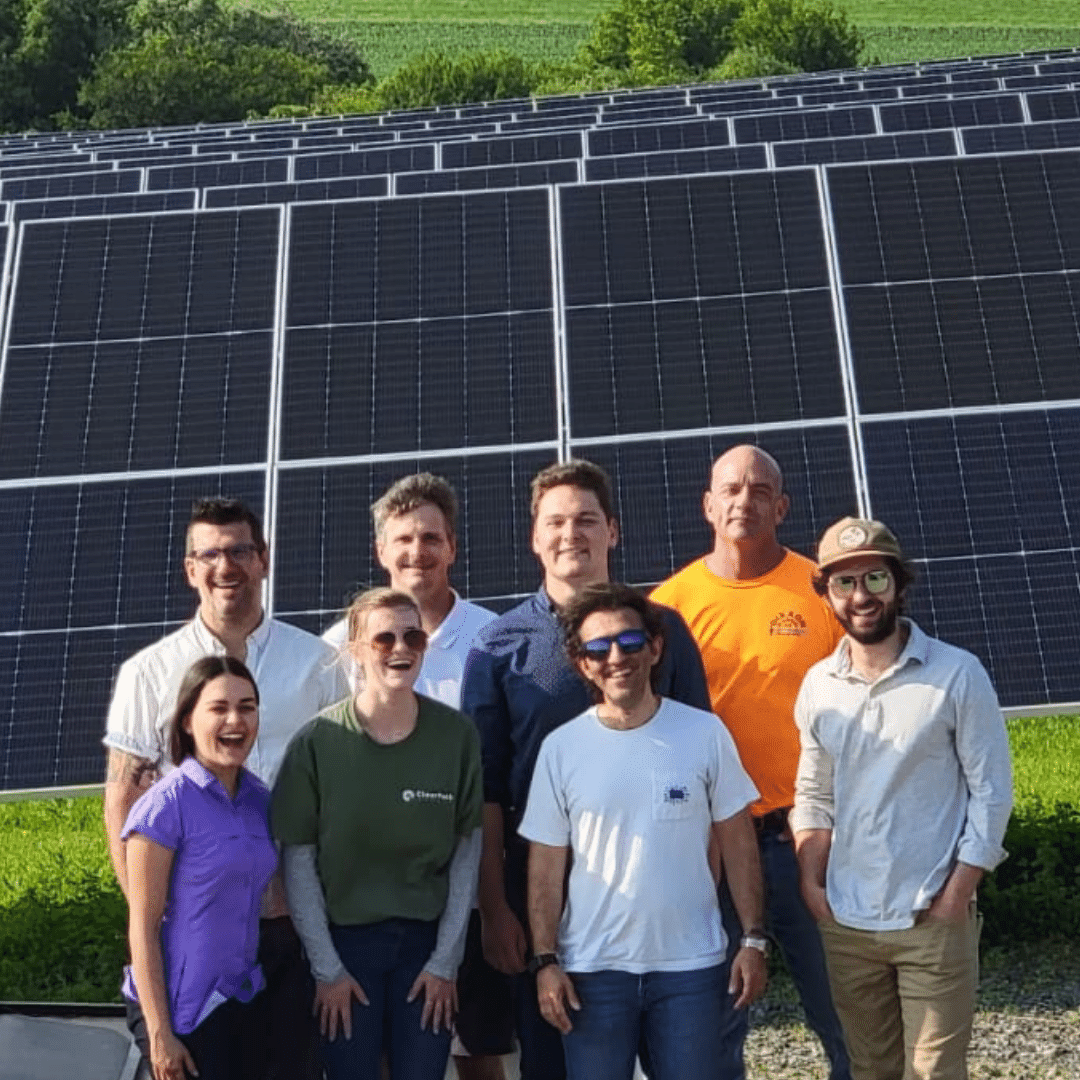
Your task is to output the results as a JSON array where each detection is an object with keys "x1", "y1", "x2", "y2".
[{"x1": 528, "y1": 952, "x2": 559, "y2": 975}]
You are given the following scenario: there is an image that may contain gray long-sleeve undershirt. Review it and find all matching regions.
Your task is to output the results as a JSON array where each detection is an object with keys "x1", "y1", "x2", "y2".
[{"x1": 282, "y1": 828, "x2": 482, "y2": 984}]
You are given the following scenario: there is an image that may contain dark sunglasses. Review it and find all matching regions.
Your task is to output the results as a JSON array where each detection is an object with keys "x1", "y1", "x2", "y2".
[
  {"x1": 580, "y1": 628, "x2": 651, "y2": 660},
  {"x1": 366, "y1": 629, "x2": 428, "y2": 654}
]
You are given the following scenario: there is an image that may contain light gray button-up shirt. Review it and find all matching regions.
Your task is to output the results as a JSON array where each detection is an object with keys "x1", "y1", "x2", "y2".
[{"x1": 791, "y1": 619, "x2": 1013, "y2": 931}]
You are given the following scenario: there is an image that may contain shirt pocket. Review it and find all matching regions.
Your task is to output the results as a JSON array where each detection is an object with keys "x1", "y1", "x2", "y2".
[{"x1": 652, "y1": 769, "x2": 695, "y2": 821}]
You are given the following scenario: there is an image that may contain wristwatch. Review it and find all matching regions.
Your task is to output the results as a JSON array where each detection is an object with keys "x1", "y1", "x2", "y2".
[
  {"x1": 528, "y1": 952, "x2": 559, "y2": 975},
  {"x1": 740, "y1": 930, "x2": 770, "y2": 955}
]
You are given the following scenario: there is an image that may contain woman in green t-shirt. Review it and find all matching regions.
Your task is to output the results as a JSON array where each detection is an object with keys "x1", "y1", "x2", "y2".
[{"x1": 272, "y1": 587, "x2": 483, "y2": 1080}]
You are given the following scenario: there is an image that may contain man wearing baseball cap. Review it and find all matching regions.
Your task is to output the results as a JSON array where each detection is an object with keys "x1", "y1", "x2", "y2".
[{"x1": 791, "y1": 517, "x2": 1013, "y2": 1080}]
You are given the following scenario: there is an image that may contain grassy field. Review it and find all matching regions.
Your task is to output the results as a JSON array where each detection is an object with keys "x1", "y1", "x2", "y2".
[
  {"x1": 260, "y1": 0, "x2": 1080, "y2": 78},
  {"x1": 1009, "y1": 713, "x2": 1080, "y2": 807}
]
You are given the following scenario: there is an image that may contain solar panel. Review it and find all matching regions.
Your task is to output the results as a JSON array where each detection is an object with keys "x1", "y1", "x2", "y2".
[
  {"x1": 962, "y1": 117, "x2": 1080, "y2": 153},
  {"x1": 147, "y1": 158, "x2": 290, "y2": 190},
  {"x1": 1, "y1": 170, "x2": 141, "y2": 200},
  {"x1": 733, "y1": 106, "x2": 877, "y2": 143},
  {"x1": 4, "y1": 53, "x2": 1080, "y2": 791},
  {"x1": 589, "y1": 118, "x2": 730, "y2": 156},
  {"x1": 294, "y1": 144, "x2": 436, "y2": 180},
  {"x1": 880, "y1": 93, "x2": 1025, "y2": 131},
  {"x1": 1027, "y1": 87, "x2": 1080, "y2": 120},
  {"x1": 203, "y1": 176, "x2": 390, "y2": 207},
  {"x1": 583, "y1": 145, "x2": 768, "y2": 180},
  {"x1": 442, "y1": 132, "x2": 583, "y2": 169},
  {"x1": 772, "y1": 130, "x2": 958, "y2": 167},
  {"x1": 395, "y1": 161, "x2": 580, "y2": 193},
  {"x1": 11, "y1": 191, "x2": 197, "y2": 222},
  {"x1": 861, "y1": 411, "x2": 1080, "y2": 705}
]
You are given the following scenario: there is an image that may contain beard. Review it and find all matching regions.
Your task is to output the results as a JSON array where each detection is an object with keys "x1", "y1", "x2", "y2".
[{"x1": 840, "y1": 598, "x2": 900, "y2": 645}]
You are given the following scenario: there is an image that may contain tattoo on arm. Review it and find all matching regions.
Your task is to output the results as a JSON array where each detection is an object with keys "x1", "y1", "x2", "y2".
[{"x1": 106, "y1": 749, "x2": 157, "y2": 789}]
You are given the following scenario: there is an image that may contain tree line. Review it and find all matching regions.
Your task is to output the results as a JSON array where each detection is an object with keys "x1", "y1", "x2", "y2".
[{"x1": 0, "y1": 0, "x2": 865, "y2": 132}]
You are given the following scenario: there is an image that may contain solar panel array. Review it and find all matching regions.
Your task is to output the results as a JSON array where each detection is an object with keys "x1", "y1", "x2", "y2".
[{"x1": 3, "y1": 48, "x2": 1080, "y2": 791}]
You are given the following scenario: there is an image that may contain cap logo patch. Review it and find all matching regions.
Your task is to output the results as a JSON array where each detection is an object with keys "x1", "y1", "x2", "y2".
[{"x1": 838, "y1": 524, "x2": 868, "y2": 549}]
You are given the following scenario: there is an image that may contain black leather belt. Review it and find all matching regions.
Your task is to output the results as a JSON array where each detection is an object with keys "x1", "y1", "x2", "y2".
[{"x1": 754, "y1": 807, "x2": 791, "y2": 834}]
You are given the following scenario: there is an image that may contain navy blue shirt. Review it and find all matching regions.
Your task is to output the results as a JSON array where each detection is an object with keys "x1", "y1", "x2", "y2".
[{"x1": 462, "y1": 587, "x2": 711, "y2": 817}]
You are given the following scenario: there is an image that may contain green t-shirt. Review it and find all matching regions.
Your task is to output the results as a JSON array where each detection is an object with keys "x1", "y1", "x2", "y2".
[{"x1": 271, "y1": 694, "x2": 483, "y2": 926}]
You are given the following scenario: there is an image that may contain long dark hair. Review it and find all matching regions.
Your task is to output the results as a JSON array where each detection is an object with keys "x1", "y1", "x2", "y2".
[{"x1": 169, "y1": 655, "x2": 260, "y2": 766}]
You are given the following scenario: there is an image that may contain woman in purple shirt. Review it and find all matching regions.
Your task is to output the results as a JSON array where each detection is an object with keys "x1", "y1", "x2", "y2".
[{"x1": 123, "y1": 655, "x2": 278, "y2": 1080}]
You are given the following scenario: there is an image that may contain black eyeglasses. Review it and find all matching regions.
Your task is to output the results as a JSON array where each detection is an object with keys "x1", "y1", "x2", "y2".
[
  {"x1": 828, "y1": 568, "x2": 892, "y2": 599},
  {"x1": 186, "y1": 543, "x2": 261, "y2": 567},
  {"x1": 365, "y1": 629, "x2": 428, "y2": 654},
  {"x1": 580, "y1": 628, "x2": 650, "y2": 660}
]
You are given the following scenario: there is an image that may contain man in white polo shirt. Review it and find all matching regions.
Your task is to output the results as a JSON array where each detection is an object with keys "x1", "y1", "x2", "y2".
[
  {"x1": 323, "y1": 472, "x2": 511, "y2": 1080},
  {"x1": 792, "y1": 517, "x2": 1013, "y2": 1080},
  {"x1": 103, "y1": 496, "x2": 347, "y2": 1080}
]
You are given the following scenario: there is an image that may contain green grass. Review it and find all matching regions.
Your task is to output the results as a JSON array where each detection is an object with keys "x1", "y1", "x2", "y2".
[
  {"x1": 259, "y1": 0, "x2": 1080, "y2": 77},
  {"x1": 0, "y1": 798, "x2": 126, "y2": 1002},
  {"x1": 342, "y1": 21, "x2": 591, "y2": 79},
  {"x1": 327, "y1": 22, "x2": 1080, "y2": 80},
  {"x1": 1008, "y1": 713, "x2": 1080, "y2": 808}
]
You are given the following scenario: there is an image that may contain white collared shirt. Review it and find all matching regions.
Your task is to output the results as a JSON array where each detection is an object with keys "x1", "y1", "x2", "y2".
[
  {"x1": 104, "y1": 614, "x2": 348, "y2": 787},
  {"x1": 791, "y1": 619, "x2": 1013, "y2": 931},
  {"x1": 322, "y1": 591, "x2": 495, "y2": 709}
]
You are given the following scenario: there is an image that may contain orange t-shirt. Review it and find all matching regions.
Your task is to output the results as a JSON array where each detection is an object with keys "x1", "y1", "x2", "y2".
[{"x1": 651, "y1": 551, "x2": 842, "y2": 817}]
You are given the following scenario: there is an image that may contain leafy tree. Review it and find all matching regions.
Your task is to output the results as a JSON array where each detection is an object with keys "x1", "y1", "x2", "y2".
[
  {"x1": 581, "y1": 0, "x2": 745, "y2": 79},
  {"x1": 370, "y1": 50, "x2": 540, "y2": 112},
  {"x1": 712, "y1": 43, "x2": 799, "y2": 78},
  {"x1": 79, "y1": 32, "x2": 330, "y2": 127},
  {"x1": 0, "y1": 0, "x2": 133, "y2": 129},
  {"x1": 77, "y1": 0, "x2": 371, "y2": 127},
  {"x1": 730, "y1": 0, "x2": 863, "y2": 72},
  {"x1": 579, "y1": 0, "x2": 864, "y2": 82},
  {"x1": 125, "y1": 0, "x2": 369, "y2": 85}
]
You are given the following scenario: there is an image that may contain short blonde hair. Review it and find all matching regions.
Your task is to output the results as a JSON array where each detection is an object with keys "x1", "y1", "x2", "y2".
[{"x1": 345, "y1": 587, "x2": 420, "y2": 642}]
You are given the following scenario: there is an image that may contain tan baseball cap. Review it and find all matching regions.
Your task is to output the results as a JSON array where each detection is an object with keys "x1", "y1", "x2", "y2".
[{"x1": 817, "y1": 517, "x2": 903, "y2": 571}]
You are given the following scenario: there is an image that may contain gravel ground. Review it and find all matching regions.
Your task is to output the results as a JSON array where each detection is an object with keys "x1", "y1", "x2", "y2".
[{"x1": 744, "y1": 940, "x2": 1080, "y2": 1079}]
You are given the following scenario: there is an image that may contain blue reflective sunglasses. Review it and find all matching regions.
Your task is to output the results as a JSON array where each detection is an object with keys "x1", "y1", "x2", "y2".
[{"x1": 580, "y1": 628, "x2": 651, "y2": 660}]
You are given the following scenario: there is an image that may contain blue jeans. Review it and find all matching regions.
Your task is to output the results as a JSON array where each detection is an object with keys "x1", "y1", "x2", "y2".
[
  {"x1": 718, "y1": 830, "x2": 852, "y2": 1080},
  {"x1": 562, "y1": 965, "x2": 728, "y2": 1080},
  {"x1": 325, "y1": 919, "x2": 451, "y2": 1080}
]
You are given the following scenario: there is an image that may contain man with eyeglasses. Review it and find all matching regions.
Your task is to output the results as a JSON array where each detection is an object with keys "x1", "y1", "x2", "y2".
[
  {"x1": 651, "y1": 444, "x2": 851, "y2": 1080},
  {"x1": 103, "y1": 496, "x2": 346, "y2": 1080},
  {"x1": 520, "y1": 582, "x2": 765, "y2": 1080},
  {"x1": 792, "y1": 517, "x2": 1012, "y2": 1080},
  {"x1": 321, "y1": 473, "x2": 513, "y2": 1080},
  {"x1": 462, "y1": 460, "x2": 710, "y2": 1080}
]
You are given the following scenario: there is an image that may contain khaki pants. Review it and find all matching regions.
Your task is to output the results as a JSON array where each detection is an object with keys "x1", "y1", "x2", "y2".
[{"x1": 818, "y1": 905, "x2": 981, "y2": 1080}]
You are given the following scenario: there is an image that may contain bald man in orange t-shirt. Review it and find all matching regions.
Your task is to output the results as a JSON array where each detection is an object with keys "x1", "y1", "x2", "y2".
[{"x1": 652, "y1": 445, "x2": 851, "y2": 1080}]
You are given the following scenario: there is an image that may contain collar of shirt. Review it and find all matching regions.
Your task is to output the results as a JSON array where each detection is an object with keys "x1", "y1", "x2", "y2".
[
  {"x1": 177, "y1": 755, "x2": 263, "y2": 805},
  {"x1": 428, "y1": 590, "x2": 465, "y2": 651},
  {"x1": 190, "y1": 611, "x2": 270, "y2": 656},
  {"x1": 828, "y1": 618, "x2": 930, "y2": 684},
  {"x1": 535, "y1": 585, "x2": 560, "y2": 618}
]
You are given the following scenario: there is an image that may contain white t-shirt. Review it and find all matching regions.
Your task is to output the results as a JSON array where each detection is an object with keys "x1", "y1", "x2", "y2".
[
  {"x1": 104, "y1": 614, "x2": 348, "y2": 787},
  {"x1": 519, "y1": 698, "x2": 758, "y2": 974},
  {"x1": 322, "y1": 592, "x2": 495, "y2": 709}
]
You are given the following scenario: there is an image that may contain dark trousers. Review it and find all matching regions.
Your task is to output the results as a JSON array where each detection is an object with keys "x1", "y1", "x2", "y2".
[
  {"x1": 718, "y1": 825, "x2": 852, "y2": 1080},
  {"x1": 127, "y1": 993, "x2": 267, "y2": 1080},
  {"x1": 506, "y1": 832, "x2": 566, "y2": 1080},
  {"x1": 324, "y1": 918, "x2": 451, "y2": 1080},
  {"x1": 258, "y1": 914, "x2": 322, "y2": 1080}
]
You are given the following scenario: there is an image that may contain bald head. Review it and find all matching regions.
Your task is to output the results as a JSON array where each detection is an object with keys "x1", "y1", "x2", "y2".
[
  {"x1": 704, "y1": 444, "x2": 789, "y2": 554},
  {"x1": 710, "y1": 445, "x2": 783, "y2": 493}
]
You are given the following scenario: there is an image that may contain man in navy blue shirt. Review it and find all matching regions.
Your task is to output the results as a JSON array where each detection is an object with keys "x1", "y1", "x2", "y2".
[{"x1": 461, "y1": 460, "x2": 711, "y2": 1080}]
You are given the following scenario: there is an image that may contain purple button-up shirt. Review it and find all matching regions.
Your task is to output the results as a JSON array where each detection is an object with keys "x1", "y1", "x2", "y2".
[{"x1": 122, "y1": 757, "x2": 278, "y2": 1034}]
